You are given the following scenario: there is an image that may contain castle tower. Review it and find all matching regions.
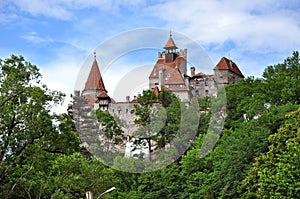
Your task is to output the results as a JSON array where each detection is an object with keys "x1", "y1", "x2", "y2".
[
  {"x1": 149, "y1": 33, "x2": 189, "y2": 101},
  {"x1": 163, "y1": 32, "x2": 178, "y2": 63},
  {"x1": 213, "y1": 57, "x2": 244, "y2": 87},
  {"x1": 82, "y1": 52, "x2": 110, "y2": 110}
]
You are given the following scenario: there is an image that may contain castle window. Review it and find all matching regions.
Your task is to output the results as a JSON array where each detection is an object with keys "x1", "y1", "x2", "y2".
[
  {"x1": 205, "y1": 77, "x2": 208, "y2": 86},
  {"x1": 205, "y1": 90, "x2": 209, "y2": 95},
  {"x1": 126, "y1": 109, "x2": 129, "y2": 113},
  {"x1": 196, "y1": 79, "x2": 199, "y2": 84},
  {"x1": 168, "y1": 84, "x2": 181, "y2": 88},
  {"x1": 195, "y1": 90, "x2": 199, "y2": 96}
]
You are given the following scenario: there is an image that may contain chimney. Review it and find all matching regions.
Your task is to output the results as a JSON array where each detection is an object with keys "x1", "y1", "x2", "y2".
[
  {"x1": 74, "y1": 90, "x2": 80, "y2": 97},
  {"x1": 126, "y1": 96, "x2": 130, "y2": 102},
  {"x1": 190, "y1": 67, "x2": 195, "y2": 76},
  {"x1": 158, "y1": 52, "x2": 162, "y2": 58},
  {"x1": 158, "y1": 67, "x2": 165, "y2": 90},
  {"x1": 185, "y1": 76, "x2": 190, "y2": 89}
]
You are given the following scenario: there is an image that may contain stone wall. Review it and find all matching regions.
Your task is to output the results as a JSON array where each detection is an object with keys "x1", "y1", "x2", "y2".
[{"x1": 108, "y1": 102, "x2": 137, "y2": 136}]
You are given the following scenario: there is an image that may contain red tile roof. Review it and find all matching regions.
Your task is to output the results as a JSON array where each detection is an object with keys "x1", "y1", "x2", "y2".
[
  {"x1": 163, "y1": 36, "x2": 178, "y2": 50},
  {"x1": 130, "y1": 98, "x2": 138, "y2": 103},
  {"x1": 153, "y1": 86, "x2": 160, "y2": 96},
  {"x1": 149, "y1": 56, "x2": 186, "y2": 85},
  {"x1": 97, "y1": 92, "x2": 110, "y2": 98},
  {"x1": 149, "y1": 57, "x2": 184, "y2": 77},
  {"x1": 194, "y1": 72, "x2": 205, "y2": 77},
  {"x1": 83, "y1": 59, "x2": 107, "y2": 92},
  {"x1": 165, "y1": 69, "x2": 185, "y2": 84},
  {"x1": 214, "y1": 57, "x2": 244, "y2": 78}
]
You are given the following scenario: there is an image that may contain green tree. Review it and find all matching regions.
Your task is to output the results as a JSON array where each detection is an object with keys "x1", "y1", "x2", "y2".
[
  {"x1": 69, "y1": 93, "x2": 99, "y2": 157},
  {"x1": 262, "y1": 51, "x2": 300, "y2": 105},
  {"x1": 0, "y1": 55, "x2": 83, "y2": 198},
  {"x1": 96, "y1": 109, "x2": 125, "y2": 150},
  {"x1": 132, "y1": 89, "x2": 181, "y2": 161},
  {"x1": 242, "y1": 106, "x2": 300, "y2": 198},
  {"x1": 48, "y1": 153, "x2": 114, "y2": 199}
]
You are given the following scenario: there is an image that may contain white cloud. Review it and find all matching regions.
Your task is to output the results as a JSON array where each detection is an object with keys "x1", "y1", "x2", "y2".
[
  {"x1": 39, "y1": 54, "x2": 82, "y2": 114},
  {"x1": 3, "y1": 0, "x2": 300, "y2": 103},
  {"x1": 11, "y1": 0, "x2": 72, "y2": 20},
  {"x1": 9, "y1": 0, "x2": 146, "y2": 20},
  {"x1": 21, "y1": 31, "x2": 53, "y2": 44},
  {"x1": 147, "y1": 0, "x2": 300, "y2": 54}
]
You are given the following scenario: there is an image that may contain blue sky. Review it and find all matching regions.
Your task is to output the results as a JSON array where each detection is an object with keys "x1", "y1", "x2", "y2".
[{"x1": 1, "y1": 0, "x2": 300, "y2": 112}]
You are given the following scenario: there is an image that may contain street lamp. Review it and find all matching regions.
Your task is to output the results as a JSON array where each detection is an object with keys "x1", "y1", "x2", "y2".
[{"x1": 96, "y1": 187, "x2": 116, "y2": 199}]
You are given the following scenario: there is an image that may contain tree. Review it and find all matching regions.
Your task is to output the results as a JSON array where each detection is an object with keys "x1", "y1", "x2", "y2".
[
  {"x1": 93, "y1": 109, "x2": 126, "y2": 166},
  {"x1": 0, "y1": 55, "x2": 81, "y2": 198},
  {"x1": 242, "y1": 106, "x2": 300, "y2": 198},
  {"x1": 132, "y1": 89, "x2": 181, "y2": 161},
  {"x1": 69, "y1": 93, "x2": 99, "y2": 157},
  {"x1": 262, "y1": 51, "x2": 300, "y2": 105},
  {"x1": 48, "y1": 153, "x2": 114, "y2": 199},
  {"x1": 95, "y1": 109, "x2": 125, "y2": 150}
]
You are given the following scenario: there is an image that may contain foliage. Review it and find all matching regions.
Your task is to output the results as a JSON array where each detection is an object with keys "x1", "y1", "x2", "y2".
[
  {"x1": 2, "y1": 51, "x2": 300, "y2": 198},
  {"x1": 131, "y1": 89, "x2": 181, "y2": 161},
  {"x1": 262, "y1": 51, "x2": 300, "y2": 105},
  {"x1": 242, "y1": 107, "x2": 300, "y2": 198},
  {"x1": 0, "y1": 55, "x2": 76, "y2": 198},
  {"x1": 96, "y1": 109, "x2": 125, "y2": 146},
  {"x1": 0, "y1": 55, "x2": 112, "y2": 198}
]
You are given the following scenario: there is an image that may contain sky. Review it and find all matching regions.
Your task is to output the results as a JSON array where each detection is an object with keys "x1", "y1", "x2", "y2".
[{"x1": 1, "y1": 0, "x2": 300, "y2": 113}]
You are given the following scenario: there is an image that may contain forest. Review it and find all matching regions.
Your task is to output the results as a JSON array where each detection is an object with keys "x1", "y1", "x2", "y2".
[{"x1": 0, "y1": 52, "x2": 299, "y2": 198}]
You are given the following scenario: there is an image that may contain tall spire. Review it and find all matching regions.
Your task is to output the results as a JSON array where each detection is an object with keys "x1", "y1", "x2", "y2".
[
  {"x1": 163, "y1": 31, "x2": 178, "y2": 50},
  {"x1": 83, "y1": 52, "x2": 107, "y2": 92}
]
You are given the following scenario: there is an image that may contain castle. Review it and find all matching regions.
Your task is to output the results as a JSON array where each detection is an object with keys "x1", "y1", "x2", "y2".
[
  {"x1": 79, "y1": 33, "x2": 244, "y2": 113},
  {"x1": 75, "y1": 34, "x2": 244, "y2": 158}
]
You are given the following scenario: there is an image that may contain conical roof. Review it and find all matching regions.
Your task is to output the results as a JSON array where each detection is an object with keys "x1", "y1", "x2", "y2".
[
  {"x1": 163, "y1": 36, "x2": 178, "y2": 50},
  {"x1": 83, "y1": 58, "x2": 107, "y2": 92}
]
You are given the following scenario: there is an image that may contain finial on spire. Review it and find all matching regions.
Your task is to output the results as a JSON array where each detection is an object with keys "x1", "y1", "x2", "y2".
[
  {"x1": 93, "y1": 51, "x2": 96, "y2": 59},
  {"x1": 170, "y1": 29, "x2": 172, "y2": 37}
]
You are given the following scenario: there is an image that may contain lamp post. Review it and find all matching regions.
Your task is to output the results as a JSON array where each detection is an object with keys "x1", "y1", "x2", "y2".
[
  {"x1": 96, "y1": 187, "x2": 116, "y2": 199},
  {"x1": 86, "y1": 187, "x2": 116, "y2": 199}
]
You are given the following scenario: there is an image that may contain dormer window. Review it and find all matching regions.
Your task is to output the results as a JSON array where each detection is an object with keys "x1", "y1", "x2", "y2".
[
  {"x1": 229, "y1": 61, "x2": 233, "y2": 68},
  {"x1": 99, "y1": 99, "x2": 108, "y2": 105},
  {"x1": 205, "y1": 77, "x2": 208, "y2": 86}
]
